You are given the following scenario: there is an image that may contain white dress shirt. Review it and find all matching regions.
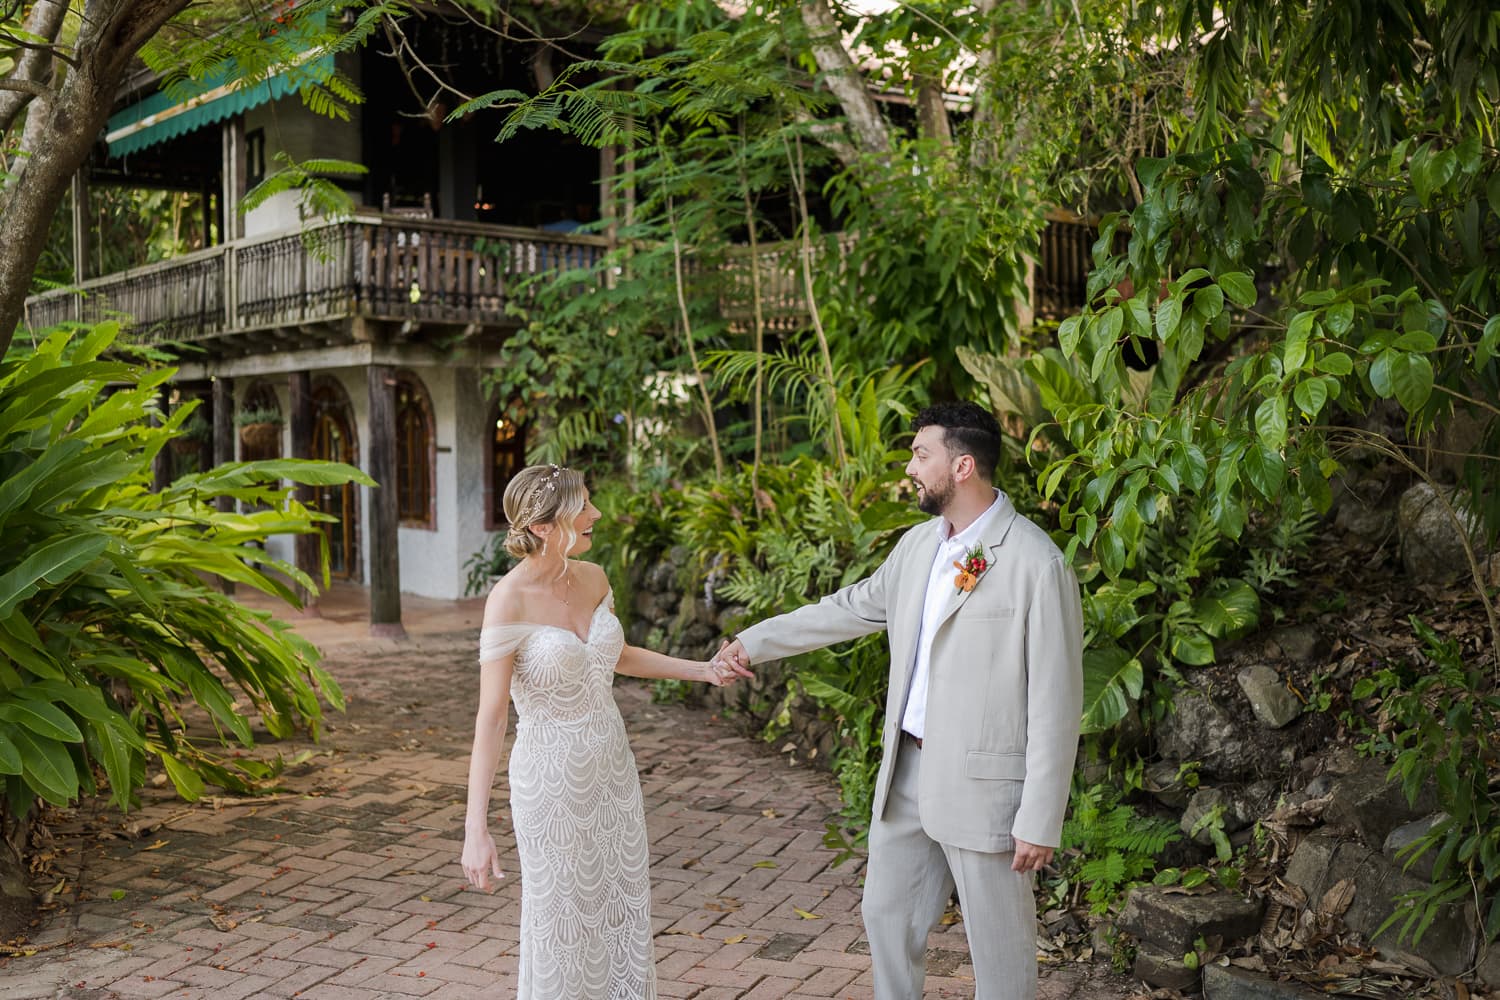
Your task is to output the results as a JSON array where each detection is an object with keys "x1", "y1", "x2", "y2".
[{"x1": 901, "y1": 490, "x2": 1005, "y2": 740}]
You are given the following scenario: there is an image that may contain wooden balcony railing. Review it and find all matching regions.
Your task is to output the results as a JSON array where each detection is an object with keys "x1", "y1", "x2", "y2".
[
  {"x1": 21, "y1": 214, "x2": 1100, "y2": 346},
  {"x1": 21, "y1": 216, "x2": 611, "y2": 345}
]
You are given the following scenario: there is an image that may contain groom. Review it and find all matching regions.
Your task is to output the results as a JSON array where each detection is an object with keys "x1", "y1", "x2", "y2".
[{"x1": 716, "y1": 401, "x2": 1083, "y2": 1000}]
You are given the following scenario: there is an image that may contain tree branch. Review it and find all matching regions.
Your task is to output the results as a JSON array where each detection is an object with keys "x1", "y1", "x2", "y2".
[
  {"x1": 0, "y1": 79, "x2": 50, "y2": 97},
  {"x1": 798, "y1": 0, "x2": 890, "y2": 160},
  {"x1": 0, "y1": 0, "x2": 68, "y2": 136}
]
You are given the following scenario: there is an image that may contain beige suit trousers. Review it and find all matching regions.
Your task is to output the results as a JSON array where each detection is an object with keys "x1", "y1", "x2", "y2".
[{"x1": 861, "y1": 743, "x2": 1038, "y2": 1000}]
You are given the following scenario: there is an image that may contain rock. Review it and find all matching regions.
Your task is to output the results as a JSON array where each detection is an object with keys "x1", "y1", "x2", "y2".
[
  {"x1": 1090, "y1": 921, "x2": 1116, "y2": 960},
  {"x1": 1334, "y1": 477, "x2": 1397, "y2": 543},
  {"x1": 1202, "y1": 963, "x2": 1327, "y2": 999},
  {"x1": 1182, "y1": 785, "x2": 1272, "y2": 843},
  {"x1": 1145, "y1": 760, "x2": 1193, "y2": 809},
  {"x1": 1229, "y1": 781, "x2": 1278, "y2": 825},
  {"x1": 627, "y1": 619, "x2": 652, "y2": 647},
  {"x1": 1266, "y1": 625, "x2": 1328, "y2": 665},
  {"x1": 1304, "y1": 773, "x2": 1334, "y2": 798},
  {"x1": 1324, "y1": 760, "x2": 1434, "y2": 846},
  {"x1": 716, "y1": 604, "x2": 751, "y2": 634},
  {"x1": 1117, "y1": 884, "x2": 1264, "y2": 955},
  {"x1": 645, "y1": 559, "x2": 678, "y2": 592},
  {"x1": 1236, "y1": 665, "x2": 1303, "y2": 729},
  {"x1": 1283, "y1": 830, "x2": 1477, "y2": 976},
  {"x1": 1382, "y1": 813, "x2": 1446, "y2": 882},
  {"x1": 1182, "y1": 788, "x2": 1233, "y2": 844},
  {"x1": 1398, "y1": 482, "x2": 1487, "y2": 584},
  {"x1": 1133, "y1": 944, "x2": 1200, "y2": 991},
  {"x1": 1478, "y1": 940, "x2": 1500, "y2": 989},
  {"x1": 1157, "y1": 689, "x2": 1260, "y2": 780}
]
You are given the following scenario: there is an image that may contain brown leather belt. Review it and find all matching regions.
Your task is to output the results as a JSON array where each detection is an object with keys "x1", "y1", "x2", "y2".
[{"x1": 901, "y1": 731, "x2": 923, "y2": 749}]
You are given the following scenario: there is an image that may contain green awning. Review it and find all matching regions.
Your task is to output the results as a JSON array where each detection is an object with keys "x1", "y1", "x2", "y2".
[
  {"x1": 106, "y1": 60, "x2": 331, "y2": 159},
  {"x1": 105, "y1": 14, "x2": 332, "y2": 159}
]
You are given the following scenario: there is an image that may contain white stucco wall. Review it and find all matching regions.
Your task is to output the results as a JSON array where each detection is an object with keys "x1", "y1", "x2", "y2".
[{"x1": 242, "y1": 53, "x2": 363, "y2": 239}]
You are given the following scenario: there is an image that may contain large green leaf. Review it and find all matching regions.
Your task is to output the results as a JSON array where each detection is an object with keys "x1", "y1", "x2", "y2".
[
  {"x1": 159, "y1": 752, "x2": 206, "y2": 802},
  {"x1": 1390, "y1": 352, "x2": 1435, "y2": 412},
  {"x1": 1217, "y1": 271, "x2": 1257, "y2": 308},
  {"x1": 1194, "y1": 580, "x2": 1262, "y2": 638},
  {"x1": 0, "y1": 736, "x2": 20, "y2": 775},
  {"x1": 0, "y1": 534, "x2": 109, "y2": 617},
  {"x1": 1080, "y1": 645, "x2": 1144, "y2": 734},
  {"x1": 1169, "y1": 624, "x2": 1216, "y2": 666},
  {"x1": 7, "y1": 725, "x2": 80, "y2": 806},
  {"x1": 0, "y1": 696, "x2": 83, "y2": 742}
]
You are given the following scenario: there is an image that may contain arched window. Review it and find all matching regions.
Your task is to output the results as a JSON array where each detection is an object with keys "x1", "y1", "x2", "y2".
[
  {"x1": 394, "y1": 372, "x2": 435, "y2": 528},
  {"x1": 487, "y1": 404, "x2": 528, "y2": 529}
]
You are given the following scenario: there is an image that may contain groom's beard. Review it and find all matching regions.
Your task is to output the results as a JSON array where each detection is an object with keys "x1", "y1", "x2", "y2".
[{"x1": 914, "y1": 474, "x2": 954, "y2": 515}]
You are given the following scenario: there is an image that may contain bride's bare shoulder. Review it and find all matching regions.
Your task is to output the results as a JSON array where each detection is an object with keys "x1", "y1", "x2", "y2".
[{"x1": 483, "y1": 570, "x2": 530, "y2": 627}]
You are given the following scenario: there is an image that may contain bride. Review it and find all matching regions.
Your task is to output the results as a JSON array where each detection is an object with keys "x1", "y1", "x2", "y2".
[{"x1": 460, "y1": 464, "x2": 750, "y2": 999}]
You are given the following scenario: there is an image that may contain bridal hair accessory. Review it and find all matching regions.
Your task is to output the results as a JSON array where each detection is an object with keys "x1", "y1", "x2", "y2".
[
  {"x1": 953, "y1": 542, "x2": 989, "y2": 593},
  {"x1": 519, "y1": 464, "x2": 567, "y2": 526}
]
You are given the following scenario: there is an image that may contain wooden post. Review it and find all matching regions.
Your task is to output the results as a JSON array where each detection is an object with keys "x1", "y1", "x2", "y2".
[
  {"x1": 152, "y1": 390, "x2": 172, "y2": 492},
  {"x1": 221, "y1": 118, "x2": 245, "y2": 242},
  {"x1": 211, "y1": 377, "x2": 236, "y2": 594},
  {"x1": 367, "y1": 364, "x2": 405, "y2": 638},
  {"x1": 222, "y1": 118, "x2": 245, "y2": 328},
  {"x1": 71, "y1": 171, "x2": 90, "y2": 283},
  {"x1": 289, "y1": 371, "x2": 321, "y2": 616}
]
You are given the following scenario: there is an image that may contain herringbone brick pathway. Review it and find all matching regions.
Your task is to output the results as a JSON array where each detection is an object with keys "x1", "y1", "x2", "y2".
[{"x1": 0, "y1": 586, "x2": 1139, "y2": 1000}]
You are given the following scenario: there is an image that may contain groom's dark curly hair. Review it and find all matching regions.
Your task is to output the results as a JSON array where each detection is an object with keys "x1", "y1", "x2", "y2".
[{"x1": 912, "y1": 401, "x2": 1002, "y2": 481}]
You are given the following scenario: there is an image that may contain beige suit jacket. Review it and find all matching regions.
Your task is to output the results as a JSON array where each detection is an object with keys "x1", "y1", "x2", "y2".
[{"x1": 738, "y1": 494, "x2": 1084, "y2": 854}]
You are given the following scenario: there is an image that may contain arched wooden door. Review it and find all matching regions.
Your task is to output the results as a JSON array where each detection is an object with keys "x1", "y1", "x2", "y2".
[{"x1": 311, "y1": 385, "x2": 358, "y2": 578}]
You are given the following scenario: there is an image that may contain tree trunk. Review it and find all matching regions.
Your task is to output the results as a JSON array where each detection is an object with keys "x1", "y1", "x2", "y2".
[
  {"x1": 0, "y1": 0, "x2": 195, "y2": 354},
  {"x1": 798, "y1": 0, "x2": 892, "y2": 160},
  {"x1": 968, "y1": 0, "x2": 1002, "y2": 168},
  {"x1": 915, "y1": 75, "x2": 953, "y2": 148}
]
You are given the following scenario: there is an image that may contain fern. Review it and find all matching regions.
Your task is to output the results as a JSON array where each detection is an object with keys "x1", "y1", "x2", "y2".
[{"x1": 1061, "y1": 781, "x2": 1181, "y2": 913}]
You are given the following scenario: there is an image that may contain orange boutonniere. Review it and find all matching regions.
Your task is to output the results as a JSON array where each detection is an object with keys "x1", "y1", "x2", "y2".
[{"x1": 953, "y1": 542, "x2": 989, "y2": 593}]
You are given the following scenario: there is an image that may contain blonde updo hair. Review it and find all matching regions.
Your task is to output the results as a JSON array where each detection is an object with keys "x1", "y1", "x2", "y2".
[{"x1": 502, "y1": 464, "x2": 587, "y2": 561}]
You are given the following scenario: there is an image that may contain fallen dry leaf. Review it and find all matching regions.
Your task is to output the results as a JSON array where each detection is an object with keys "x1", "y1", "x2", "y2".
[
  {"x1": 724, "y1": 934, "x2": 747, "y2": 944},
  {"x1": 1318, "y1": 878, "x2": 1356, "y2": 918},
  {"x1": 792, "y1": 907, "x2": 822, "y2": 920}
]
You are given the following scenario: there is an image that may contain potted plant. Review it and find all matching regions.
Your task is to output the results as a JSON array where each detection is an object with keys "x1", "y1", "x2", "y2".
[
  {"x1": 235, "y1": 406, "x2": 284, "y2": 451},
  {"x1": 171, "y1": 411, "x2": 211, "y2": 456}
]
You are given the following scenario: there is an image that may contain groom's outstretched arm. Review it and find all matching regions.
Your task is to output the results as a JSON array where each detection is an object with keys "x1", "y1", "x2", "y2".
[{"x1": 725, "y1": 532, "x2": 907, "y2": 666}]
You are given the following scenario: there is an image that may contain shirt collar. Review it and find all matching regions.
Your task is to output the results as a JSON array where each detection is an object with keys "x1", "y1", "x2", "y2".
[{"x1": 937, "y1": 489, "x2": 1004, "y2": 548}]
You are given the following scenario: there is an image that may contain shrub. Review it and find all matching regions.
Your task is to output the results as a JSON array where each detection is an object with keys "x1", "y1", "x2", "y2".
[{"x1": 0, "y1": 323, "x2": 372, "y2": 843}]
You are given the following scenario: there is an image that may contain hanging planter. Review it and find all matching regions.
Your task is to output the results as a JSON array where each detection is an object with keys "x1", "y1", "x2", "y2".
[
  {"x1": 239, "y1": 422, "x2": 280, "y2": 450},
  {"x1": 172, "y1": 412, "x2": 210, "y2": 456},
  {"x1": 235, "y1": 406, "x2": 284, "y2": 452}
]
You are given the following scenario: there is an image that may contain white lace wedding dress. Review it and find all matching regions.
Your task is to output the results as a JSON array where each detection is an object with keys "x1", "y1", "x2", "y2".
[{"x1": 479, "y1": 592, "x2": 657, "y2": 999}]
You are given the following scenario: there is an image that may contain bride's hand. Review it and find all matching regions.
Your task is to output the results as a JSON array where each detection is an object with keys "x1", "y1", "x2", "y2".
[
  {"x1": 461, "y1": 829, "x2": 505, "y2": 892},
  {"x1": 702, "y1": 659, "x2": 730, "y2": 686}
]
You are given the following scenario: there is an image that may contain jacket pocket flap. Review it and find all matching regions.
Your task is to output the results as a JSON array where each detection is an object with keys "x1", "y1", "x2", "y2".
[
  {"x1": 962, "y1": 606, "x2": 1016, "y2": 620},
  {"x1": 965, "y1": 751, "x2": 1027, "y2": 780}
]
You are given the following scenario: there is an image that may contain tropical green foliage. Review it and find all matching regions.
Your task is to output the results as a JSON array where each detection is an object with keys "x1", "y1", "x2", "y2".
[
  {"x1": 672, "y1": 361, "x2": 927, "y2": 825},
  {"x1": 0, "y1": 323, "x2": 372, "y2": 830},
  {"x1": 1356, "y1": 618, "x2": 1500, "y2": 945},
  {"x1": 1057, "y1": 777, "x2": 1181, "y2": 915}
]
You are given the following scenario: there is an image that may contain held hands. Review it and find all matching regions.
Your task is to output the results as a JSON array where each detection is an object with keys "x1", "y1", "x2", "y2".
[
  {"x1": 461, "y1": 828, "x2": 505, "y2": 892},
  {"x1": 705, "y1": 638, "x2": 754, "y2": 687}
]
